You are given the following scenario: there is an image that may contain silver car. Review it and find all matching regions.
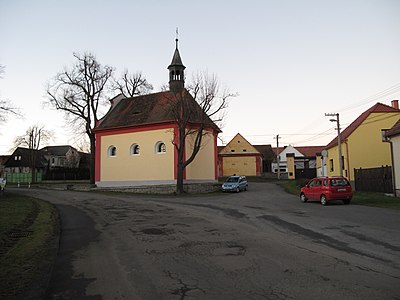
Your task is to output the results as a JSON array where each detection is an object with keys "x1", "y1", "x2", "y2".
[{"x1": 221, "y1": 176, "x2": 248, "y2": 192}]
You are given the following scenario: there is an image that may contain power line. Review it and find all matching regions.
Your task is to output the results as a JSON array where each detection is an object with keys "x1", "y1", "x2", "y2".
[
  {"x1": 219, "y1": 84, "x2": 400, "y2": 147},
  {"x1": 335, "y1": 82, "x2": 400, "y2": 113}
]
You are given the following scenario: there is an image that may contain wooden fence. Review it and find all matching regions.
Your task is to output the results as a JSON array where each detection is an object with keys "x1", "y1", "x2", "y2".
[
  {"x1": 354, "y1": 166, "x2": 393, "y2": 193},
  {"x1": 44, "y1": 168, "x2": 90, "y2": 181},
  {"x1": 6, "y1": 172, "x2": 43, "y2": 183}
]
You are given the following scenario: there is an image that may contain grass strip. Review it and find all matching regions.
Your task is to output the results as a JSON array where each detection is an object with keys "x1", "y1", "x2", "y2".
[
  {"x1": 0, "y1": 193, "x2": 60, "y2": 299},
  {"x1": 277, "y1": 180, "x2": 400, "y2": 210}
]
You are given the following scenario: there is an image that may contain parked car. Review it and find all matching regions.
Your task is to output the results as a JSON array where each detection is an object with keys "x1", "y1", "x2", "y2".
[
  {"x1": 222, "y1": 176, "x2": 248, "y2": 192},
  {"x1": 300, "y1": 177, "x2": 353, "y2": 205},
  {"x1": 0, "y1": 178, "x2": 5, "y2": 191}
]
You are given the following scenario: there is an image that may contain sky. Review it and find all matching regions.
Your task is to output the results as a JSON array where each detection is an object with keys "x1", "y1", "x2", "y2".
[{"x1": 1, "y1": 0, "x2": 400, "y2": 154}]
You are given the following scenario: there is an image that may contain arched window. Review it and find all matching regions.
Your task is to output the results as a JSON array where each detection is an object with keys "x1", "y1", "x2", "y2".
[
  {"x1": 108, "y1": 146, "x2": 117, "y2": 157},
  {"x1": 155, "y1": 141, "x2": 166, "y2": 154},
  {"x1": 130, "y1": 144, "x2": 140, "y2": 156}
]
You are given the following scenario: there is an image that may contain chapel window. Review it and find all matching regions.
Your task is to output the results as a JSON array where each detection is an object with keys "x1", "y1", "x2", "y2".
[
  {"x1": 108, "y1": 146, "x2": 117, "y2": 157},
  {"x1": 130, "y1": 144, "x2": 140, "y2": 156},
  {"x1": 155, "y1": 142, "x2": 166, "y2": 154}
]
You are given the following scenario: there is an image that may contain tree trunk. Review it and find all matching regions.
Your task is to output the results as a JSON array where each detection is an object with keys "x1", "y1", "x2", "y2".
[
  {"x1": 176, "y1": 162, "x2": 184, "y2": 194},
  {"x1": 176, "y1": 127, "x2": 186, "y2": 194},
  {"x1": 30, "y1": 152, "x2": 36, "y2": 184},
  {"x1": 89, "y1": 133, "x2": 96, "y2": 185}
]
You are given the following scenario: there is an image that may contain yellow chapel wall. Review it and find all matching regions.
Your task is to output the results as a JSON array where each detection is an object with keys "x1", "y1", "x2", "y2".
[
  {"x1": 185, "y1": 131, "x2": 216, "y2": 180},
  {"x1": 100, "y1": 128, "x2": 175, "y2": 182}
]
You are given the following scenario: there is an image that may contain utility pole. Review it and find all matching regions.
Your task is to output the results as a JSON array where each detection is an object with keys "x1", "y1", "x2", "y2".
[
  {"x1": 275, "y1": 134, "x2": 281, "y2": 179},
  {"x1": 325, "y1": 113, "x2": 343, "y2": 177}
]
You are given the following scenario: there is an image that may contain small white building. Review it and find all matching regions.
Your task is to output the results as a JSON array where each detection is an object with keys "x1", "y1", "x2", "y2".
[
  {"x1": 271, "y1": 145, "x2": 324, "y2": 174},
  {"x1": 386, "y1": 118, "x2": 400, "y2": 197}
]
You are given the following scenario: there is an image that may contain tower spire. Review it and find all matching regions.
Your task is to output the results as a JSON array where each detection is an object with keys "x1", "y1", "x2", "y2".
[{"x1": 168, "y1": 32, "x2": 185, "y2": 92}]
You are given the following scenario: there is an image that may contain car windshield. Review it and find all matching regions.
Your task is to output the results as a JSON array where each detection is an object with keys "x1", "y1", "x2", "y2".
[
  {"x1": 331, "y1": 178, "x2": 350, "y2": 186},
  {"x1": 226, "y1": 177, "x2": 239, "y2": 183}
]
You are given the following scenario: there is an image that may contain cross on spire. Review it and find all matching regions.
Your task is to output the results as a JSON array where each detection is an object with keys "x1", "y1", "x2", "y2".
[{"x1": 175, "y1": 27, "x2": 179, "y2": 49}]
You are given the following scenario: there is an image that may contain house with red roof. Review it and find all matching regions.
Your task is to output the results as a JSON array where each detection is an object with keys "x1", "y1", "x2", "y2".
[
  {"x1": 218, "y1": 133, "x2": 270, "y2": 176},
  {"x1": 386, "y1": 116, "x2": 400, "y2": 196},
  {"x1": 325, "y1": 101, "x2": 400, "y2": 184},
  {"x1": 93, "y1": 40, "x2": 220, "y2": 187},
  {"x1": 272, "y1": 145, "x2": 325, "y2": 176}
]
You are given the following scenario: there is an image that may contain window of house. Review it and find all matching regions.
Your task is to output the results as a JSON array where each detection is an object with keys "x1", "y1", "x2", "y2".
[
  {"x1": 130, "y1": 144, "x2": 140, "y2": 156},
  {"x1": 155, "y1": 141, "x2": 166, "y2": 154},
  {"x1": 231, "y1": 149, "x2": 235, "y2": 152},
  {"x1": 329, "y1": 159, "x2": 334, "y2": 172},
  {"x1": 243, "y1": 149, "x2": 247, "y2": 152},
  {"x1": 108, "y1": 146, "x2": 117, "y2": 157},
  {"x1": 381, "y1": 129, "x2": 389, "y2": 142}
]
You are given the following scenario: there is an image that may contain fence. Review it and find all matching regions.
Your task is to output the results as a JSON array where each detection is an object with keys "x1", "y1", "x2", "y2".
[
  {"x1": 6, "y1": 172, "x2": 43, "y2": 183},
  {"x1": 295, "y1": 167, "x2": 316, "y2": 180},
  {"x1": 43, "y1": 168, "x2": 90, "y2": 181},
  {"x1": 354, "y1": 166, "x2": 393, "y2": 193}
]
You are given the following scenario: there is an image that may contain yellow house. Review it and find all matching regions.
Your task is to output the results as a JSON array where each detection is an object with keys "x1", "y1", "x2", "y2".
[
  {"x1": 219, "y1": 133, "x2": 263, "y2": 176},
  {"x1": 93, "y1": 40, "x2": 220, "y2": 187},
  {"x1": 326, "y1": 101, "x2": 400, "y2": 183}
]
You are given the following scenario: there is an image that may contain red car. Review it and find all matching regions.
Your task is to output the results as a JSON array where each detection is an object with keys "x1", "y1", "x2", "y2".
[{"x1": 300, "y1": 177, "x2": 353, "y2": 205}]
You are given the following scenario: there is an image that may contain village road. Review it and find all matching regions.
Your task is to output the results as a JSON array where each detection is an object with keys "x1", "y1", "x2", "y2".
[{"x1": 12, "y1": 183, "x2": 400, "y2": 300}]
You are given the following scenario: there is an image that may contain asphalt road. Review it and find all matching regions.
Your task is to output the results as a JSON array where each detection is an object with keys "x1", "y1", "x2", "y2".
[{"x1": 12, "y1": 183, "x2": 400, "y2": 300}]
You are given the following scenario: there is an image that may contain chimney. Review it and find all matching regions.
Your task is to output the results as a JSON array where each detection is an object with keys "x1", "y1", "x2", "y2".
[{"x1": 391, "y1": 100, "x2": 399, "y2": 109}]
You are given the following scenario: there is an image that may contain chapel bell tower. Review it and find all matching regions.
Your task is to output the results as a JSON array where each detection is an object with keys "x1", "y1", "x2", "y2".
[{"x1": 168, "y1": 38, "x2": 186, "y2": 92}]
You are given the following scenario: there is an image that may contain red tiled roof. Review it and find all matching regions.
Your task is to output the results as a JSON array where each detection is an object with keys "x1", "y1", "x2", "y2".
[
  {"x1": 272, "y1": 147, "x2": 284, "y2": 155},
  {"x1": 272, "y1": 146, "x2": 324, "y2": 156},
  {"x1": 295, "y1": 146, "x2": 325, "y2": 156},
  {"x1": 254, "y1": 145, "x2": 275, "y2": 160},
  {"x1": 95, "y1": 89, "x2": 220, "y2": 132},
  {"x1": 326, "y1": 102, "x2": 400, "y2": 149},
  {"x1": 386, "y1": 118, "x2": 400, "y2": 137}
]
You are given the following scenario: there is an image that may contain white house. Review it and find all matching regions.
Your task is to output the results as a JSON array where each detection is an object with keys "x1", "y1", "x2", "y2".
[
  {"x1": 271, "y1": 145, "x2": 324, "y2": 174},
  {"x1": 386, "y1": 118, "x2": 400, "y2": 197}
]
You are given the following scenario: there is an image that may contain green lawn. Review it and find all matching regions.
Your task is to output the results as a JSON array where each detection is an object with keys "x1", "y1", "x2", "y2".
[
  {"x1": 0, "y1": 193, "x2": 59, "y2": 299},
  {"x1": 278, "y1": 180, "x2": 400, "y2": 210}
]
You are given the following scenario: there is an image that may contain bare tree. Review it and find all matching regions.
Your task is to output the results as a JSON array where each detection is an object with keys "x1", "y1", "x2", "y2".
[
  {"x1": 169, "y1": 71, "x2": 236, "y2": 193},
  {"x1": 14, "y1": 125, "x2": 54, "y2": 150},
  {"x1": 0, "y1": 65, "x2": 21, "y2": 123},
  {"x1": 46, "y1": 52, "x2": 114, "y2": 184},
  {"x1": 113, "y1": 70, "x2": 153, "y2": 97},
  {"x1": 13, "y1": 125, "x2": 54, "y2": 183}
]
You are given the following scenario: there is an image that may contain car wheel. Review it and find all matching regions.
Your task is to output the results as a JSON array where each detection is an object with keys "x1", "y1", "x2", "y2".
[
  {"x1": 320, "y1": 195, "x2": 328, "y2": 206},
  {"x1": 236, "y1": 187, "x2": 240, "y2": 193},
  {"x1": 300, "y1": 193, "x2": 307, "y2": 203},
  {"x1": 343, "y1": 199, "x2": 351, "y2": 205},
  {"x1": 245, "y1": 185, "x2": 248, "y2": 191}
]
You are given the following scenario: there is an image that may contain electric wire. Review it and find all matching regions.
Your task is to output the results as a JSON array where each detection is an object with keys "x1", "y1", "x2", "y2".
[{"x1": 220, "y1": 83, "x2": 400, "y2": 146}]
